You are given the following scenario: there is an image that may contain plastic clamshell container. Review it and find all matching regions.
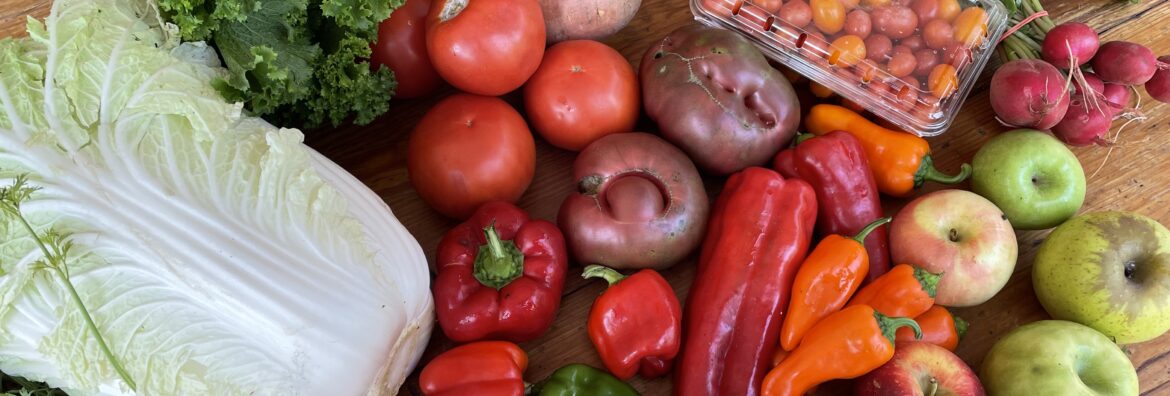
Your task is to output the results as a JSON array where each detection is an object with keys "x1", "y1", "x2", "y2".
[{"x1": 691, "y1": 0, "x2": 1008, "y2": 136}]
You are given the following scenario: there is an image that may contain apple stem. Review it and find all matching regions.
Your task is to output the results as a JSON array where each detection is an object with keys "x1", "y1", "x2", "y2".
[
  {"x1": 926, "y1": 377, "x2": 939, "y2": 396},
  {"x1": 875, "y1": 311, "x2": 922, "y2": 345},
  {"x1": 582, "y1": 264, "x2": 628, "y2": 287},
  {"x1": 851, "y1": 217, "x2": 892, "y2": 244},
  {"x1": 915, "y1": 156, "x2": 972, "y2": 187}
]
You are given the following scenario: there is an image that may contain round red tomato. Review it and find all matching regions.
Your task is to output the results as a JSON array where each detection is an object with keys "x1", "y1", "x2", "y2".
[
  {"x1": 371, "y1": 0, "x2": 443, "y2": 99},
  {"x1": 523, "y1": 40, "x2": 640, "y2": 151},
  {"x1": 426, "y1": 0, "x2": 546, "y2": 96},
  {"x1": 408, "y1": 94, "x2": 536, "y2": 219}
]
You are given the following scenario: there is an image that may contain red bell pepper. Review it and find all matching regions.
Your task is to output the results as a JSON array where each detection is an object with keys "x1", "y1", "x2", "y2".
[
  {"x1": 674, "y1": 167, "x2": 818, "y2": 396},
  {"x1": 419, "y1": 341, "x2": 528, "y2": 396},
  {"x1": 433, "y1": 201, "x2": 568, "y2": 343},
  {"x1": 773, "y1": 130, "x2": 891, "y2": 282},
  {"x1": 583, "y1": 264, "x2": 682, "y2": 380}
]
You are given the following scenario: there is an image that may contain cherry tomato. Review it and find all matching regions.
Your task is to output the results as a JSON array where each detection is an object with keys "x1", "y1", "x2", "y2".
[
  {"x1": 811, "y1": 0, "x2": 846, "y2": 34},
  {"x1": 895, "y1": 76, "x2": 921, "y2": 107},
  {"x1": 942, "y1": 42, "x2": 973, "y2": 68},
  {"x1": 839, "y1": 0, "x2": 860, "y2": 9},
  {"x1": 856, "y1": 60, "x2": 881, "y2": 83},
  {"x1": 523, "y1": 40, "x2": 639, "y2": 151},
  {"x1": 427, "y1": 0, "x2": 546, "y2": 96},
  {"x1": 887, "y1": 50, "x2": 917, "y2": 77},
  {"x1": 928, "y1": 64, "x2": 959, "y2": 98},
  {"x1": 758, "y1": 0, "x2": 783, "y2": 13},
  {"x1": 937, "y1": 0, "x2": 962, "y2": 21},
  {"x1": 865, "y1": 34, "x2": 893, "y2": 61},
  {"x1": 829, "y1": 34, "x2": 867, "y2": 67},
  {"x1": 371, "y1": 0, "x2": 442, "y2": 99},
  {"x1": 914, "y1": 48, "x2": 940, "y2": 76},
  {"x1": 910, "y1": 0, "x2": 940, "y2": 21},
  {"x1": 811, "y1": 81, "x2": 837, "y2": 98},
  {"x1": 408, "y1": 94, "x2": 537, "y2": 219},
  {"x1": 953, "y1": 6, "x2": 988, "y2": 47},
  {"x1": 900, "y1": 35, "x2": 925, "y2": 52},
  {"x1": 872, "y1": 6, "x2": 918, "y2": 40},
  {"x1": 844, "y1": 10, "x2": 872, "y2": 38},
  {"x1": 780, "y1": 0, "x2": 813, "y2": 28},
  {"x1": 923, "y1": 19, "x2": 954, "y2": 49}
]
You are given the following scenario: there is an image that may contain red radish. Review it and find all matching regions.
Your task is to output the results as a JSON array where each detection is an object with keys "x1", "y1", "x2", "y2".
[
  {"x1": 1075, "y1": 72, "x2": 1104, "y2": 96},
  {"x1": 989, "y1": 59, "x2": 1071, "y2": 130},
  {"x1": 1145, "y1": 55, "x2": 1170, "y2": 103},
  {"x1": 1041, "y1": 22, "x2": 1099, "y2": 68},
  {"x1": 1102, "y1": 83, "x2": 1131, "y2": 115},
  {"x1": 1052, "y1": 94, "x2": 1112, "y2": 146},
  {"x1": 1092, "y1": 41, "x2": 1158, "y2": 85}
]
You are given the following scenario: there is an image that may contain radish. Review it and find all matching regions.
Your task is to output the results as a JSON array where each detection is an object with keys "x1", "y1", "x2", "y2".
[
  {"x1": 1145, "y1": 55, "x2": 1170, "y2": 103},
  {"x1": 1075, "y1": 72, "x2": 1104, "y2": 96},
  {"x1": 1052, "y1": 94, "x2": 1112, "y2": 146},
  {"x1": 1041, "y1": 22, "x2": 1099, "y2": 68},
  {"x1": 989, "y1": 59, "x2": 1071, "y2": 130},
  {"x1": 1102, "y1": 83, "x2": 1132, "y2": 116},
  {"x1": 1092, "y1": 41, "x2": 1158, "y2": 85}
]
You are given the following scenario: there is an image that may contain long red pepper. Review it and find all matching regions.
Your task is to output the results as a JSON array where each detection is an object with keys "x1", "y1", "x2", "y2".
[
  {"x1": 774, "y1": 130, "x2": 892, "y2": 282},
  {"x1": 674, "y1": 167, "x2": 818, "y2": 396},
  {"x1": 584, "y1": 265, "x2": 682, "y2": 380},
  {"x1": 433, "y1": 201, "x2": 568, "y2": 342}
]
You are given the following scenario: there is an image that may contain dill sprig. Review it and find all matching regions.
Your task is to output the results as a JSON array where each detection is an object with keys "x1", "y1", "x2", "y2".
[{"x1": 0, "y1": 175, "x2": 137, "y2": 391}]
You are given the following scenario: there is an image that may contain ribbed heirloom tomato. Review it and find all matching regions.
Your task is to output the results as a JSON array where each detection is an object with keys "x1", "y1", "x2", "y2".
[
  {"x1": 371, "y1": 0, "x2": 442, "y2": 99},
  {"x1": 426, "y1": 0, "x2": 546, "y2": 96},
  {"x1": 407, "y1": 94, "x2": 536, "y2": 219},
  {"x1": 523, "y1": 40, "x2": 640, "y2": 151}
]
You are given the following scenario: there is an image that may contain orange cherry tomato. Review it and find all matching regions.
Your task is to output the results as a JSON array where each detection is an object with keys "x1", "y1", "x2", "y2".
[
  {"x1": 953, "y1": 6, "x2": 988, "y2": 47},
  {"x1": 928, "y1": 64, "x2": 959, "y2": 98},
  {"x1": 829, "y1": 34, "x2": 867, "y2": 67},
  {"x1": 811, "y1": 0, "x2": 846, "y2": 34},
  {"x1": 938, "y1": 0, "x2": 962, "y2": 21}
]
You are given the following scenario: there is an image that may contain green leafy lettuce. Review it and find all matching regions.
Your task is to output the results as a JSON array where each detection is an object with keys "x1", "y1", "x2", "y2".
[{"x1": 157, "y1": 0, "x2": 406, "y2": 128}]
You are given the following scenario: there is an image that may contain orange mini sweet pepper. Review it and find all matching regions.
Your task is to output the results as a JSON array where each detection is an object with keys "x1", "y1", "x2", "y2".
[
  {"x1": 762, "y1": 305, "x2": 921, "y2": 396},
  {"x1": 847, "y1": 263, "x2": 941, "y2": 318},
  {"x1": 896, "y1": 305, "x2": 968, "y2": 351},
  {"x1": 419, "y1": 341, "x2": 528, "y2": 396},
  {"x1": 778, "y1": 217, "x2": 891, "y2": 351},
  {"x1": 804, "y1": 104, "x2": 971, "y2": 197}
]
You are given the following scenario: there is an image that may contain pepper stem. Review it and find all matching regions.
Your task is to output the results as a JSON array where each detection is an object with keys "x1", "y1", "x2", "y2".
[
  {"x1": 851, "y1": 217, "x2": 892, "y2": 244},
  {"x1": 523, "y1": 381, "x2": 536, "y2": 396},
  {"x1": 794, "y1": 132, "x2": 815, "y2": 144},
  {"x1": 913, "y1": 267, "x2": 943, "y2": 299},
  {"x1": 876, "y1": 311, "x2": 922, "y2": 345},
  {"x1": 915, "y1": 155, "x2": 972, "y2": 187},
  {"x1": 582, "y1": 264, "x2": 627, "y2": 287},
  {"x1": 473, "y1": 223, "x2": 525, "y2": 290},
  {"x1": 954, "y1": 315, "x2": 969, "y2": 340}
]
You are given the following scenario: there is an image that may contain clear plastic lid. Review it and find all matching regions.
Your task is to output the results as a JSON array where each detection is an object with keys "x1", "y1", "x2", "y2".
[{"x1": 691, "y1": 0, "x2": 1008, "y2": 136}]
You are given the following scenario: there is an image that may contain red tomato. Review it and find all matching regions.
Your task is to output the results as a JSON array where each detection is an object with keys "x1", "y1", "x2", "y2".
[
  {"x1": 426, "y1": 0, "x2": 546, "y2": 96},
  {"x1": 408, "y1": 94, "x2": 537, "y2": 219},
  {"x1": 371, "y1": 0, "x2": 443, "y2": 99},
  {"x1": 523, "y1": 40, "x2": 640, "y2": 151}
]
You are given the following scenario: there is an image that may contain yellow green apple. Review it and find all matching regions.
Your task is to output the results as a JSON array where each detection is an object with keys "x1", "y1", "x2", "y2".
[
  {"x1": 971, "y1": 129, "x2": 1086, "y2": 230},
  {"x1": 1034, "y1": 211, "x2": 1170, "y2": 344},
  {"x1": 981, "y1": 320, "x2": 1137, "y2": 396}
]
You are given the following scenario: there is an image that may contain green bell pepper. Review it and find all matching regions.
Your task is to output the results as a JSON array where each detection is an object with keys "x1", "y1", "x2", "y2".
[{"x1": 537, "y1": 364, "x2": 640, "y2": 396}]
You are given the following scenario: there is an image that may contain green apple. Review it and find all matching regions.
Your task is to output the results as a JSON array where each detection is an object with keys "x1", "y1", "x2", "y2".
[
  {"x1": 1034, "y1": 211, "x2": 1170, "y2": 344},
  {"x1": 981, "y1": 320, "x2": 1137, "y2": 396},
  {"x1": 971, "y1": 129, "x2": 1086, "y2": 230}
]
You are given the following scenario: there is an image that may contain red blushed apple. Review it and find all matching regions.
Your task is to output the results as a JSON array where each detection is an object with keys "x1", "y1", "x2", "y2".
[
  {"x1": 855, "y1": 341, "x2": 985, "y2": 396},
  {"x1": 890, "y1": 189, "x2": 1017, "y2": 307}
]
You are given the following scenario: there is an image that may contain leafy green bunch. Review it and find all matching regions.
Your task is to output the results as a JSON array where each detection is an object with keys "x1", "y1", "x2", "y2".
[{"x1": 158, "y1": 0, "x2": 406, "y2": 128}]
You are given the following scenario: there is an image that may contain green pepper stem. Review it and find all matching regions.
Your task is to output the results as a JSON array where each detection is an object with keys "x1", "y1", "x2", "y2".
[
  {"x1": 851, "y1": 217, "x2": 892, "y2": 244},
  {"x1": 524, "y1": 381, "x2": 536, "y2": 396},
  {"x1": 913, "y1": 267, "x2": 943, "y2": 299},
  {"x1": 954, "y1": 315, "x2": 969, "y2": 339},
  {"x1": 794, "y1": 132, "x2": 815, "y2": 144},
  {"x1": 582, "y1": 264, "x2": 627, "y2": 287},
  {"x1": 473, "y1": 223, "x2": 525, "y2": 290},
  {"x1": 876, "y1": 311, "x2": 922, "y2": 345},
  {"x1": 917, "y1": 155, "x2": 972, "y2": 187}
]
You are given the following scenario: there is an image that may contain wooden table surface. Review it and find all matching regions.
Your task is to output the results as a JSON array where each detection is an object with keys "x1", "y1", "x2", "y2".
[{"x1": 6, "y1": 0, "x2": 1170, "y2": 395}]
